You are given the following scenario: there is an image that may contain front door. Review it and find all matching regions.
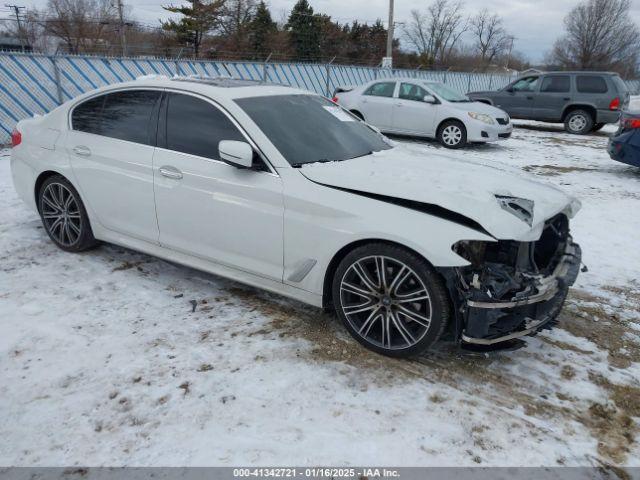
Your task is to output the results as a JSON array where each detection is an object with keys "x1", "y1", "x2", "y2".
[
  {"x1": 152, "y1": 92, "x2": 284, "y2": 281},
  {"x1": 494, "y1": 76, "x2": 540, "y2": 119},
  {"x1": 66, "y1": 89, "x2": 161, "y2": 242},
  {"x1": 392, "y1": 82, "x2": 439, "y2": 136}
]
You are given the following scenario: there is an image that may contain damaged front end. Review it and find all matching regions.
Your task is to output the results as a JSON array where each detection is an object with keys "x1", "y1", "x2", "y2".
[{"x1": 441, "y1": 214, "x2": 582, "y2": 345}]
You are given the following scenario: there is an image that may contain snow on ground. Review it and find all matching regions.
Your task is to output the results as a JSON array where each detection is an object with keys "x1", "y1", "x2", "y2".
[{"x1": 0, "y1": 122, "x2": 639, "y2": 469}]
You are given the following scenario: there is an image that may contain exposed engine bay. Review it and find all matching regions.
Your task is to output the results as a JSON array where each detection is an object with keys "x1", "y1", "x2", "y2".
[{"x1": 441, "y1": 214, "x2": 582, "y2": 345}]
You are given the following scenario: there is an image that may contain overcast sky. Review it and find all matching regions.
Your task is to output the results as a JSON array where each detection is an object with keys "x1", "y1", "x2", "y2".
[{"x1": 7, "y1": 0, "x2": 640, "y2": 62}]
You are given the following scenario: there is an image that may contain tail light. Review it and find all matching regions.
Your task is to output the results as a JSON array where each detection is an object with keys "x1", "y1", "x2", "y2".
[
  {"x1": 331, "y1": 96, "x2": 339, "y2": 103},
  {"x1": 622, "y1": 117, "x2": 640, "y2": 130},
  {"x1": 11, "y1": 129, "x2": 21, "y2": 147},
  {"x1": 609, "y1": 97, "x2": 620, "y2": 111}
]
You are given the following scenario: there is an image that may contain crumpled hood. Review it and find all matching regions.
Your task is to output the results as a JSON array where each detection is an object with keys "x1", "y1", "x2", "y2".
[{"x1": 300, "y1": 146, "x2": 580, "y2": 240}]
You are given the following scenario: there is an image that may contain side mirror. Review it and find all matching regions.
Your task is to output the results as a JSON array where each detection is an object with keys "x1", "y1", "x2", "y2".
[
  {"x1": 505, "y1": 86, "x2": 515, "y2": 93},
  {"x1": 423, "y1": 95, "x2": 437, "y2": 104},
  {"x1": 219, "y1": 140, "x2": 253, "y2": 169}
]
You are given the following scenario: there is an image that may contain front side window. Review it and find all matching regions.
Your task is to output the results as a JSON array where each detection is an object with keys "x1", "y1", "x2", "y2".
[
  {"x1": 235, "y1": 94, "x2": 391, "y2": 167},
  {"x1": 71, "y1": 90, "x2": 160, "y2": 145},
  {"x1": 511, "y1": 77, "x2": 539, "y2": 92},
  {"x1": 364, "y1": 82, "x2": 396, "y2": 98},
  {"x1": 540, "y1": 75, "x2": 570, "y2": 93},
  {"x1": 399, "y1": 83, "x2": 429, "y2": 102},
  {"x1": 425, "y1": 82, "x2": 469, "y2": 102},
  {"x1": 165, "y1": 93, "x2": 245, "y2": 160},
  {"x1": 576, "y1": 76, "x2": 608, "y2": 94}
]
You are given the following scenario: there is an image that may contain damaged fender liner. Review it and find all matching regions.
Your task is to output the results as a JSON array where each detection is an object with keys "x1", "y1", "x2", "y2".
[{"x1": 302, "y1": 176, "x2": 492, "y2": 237}]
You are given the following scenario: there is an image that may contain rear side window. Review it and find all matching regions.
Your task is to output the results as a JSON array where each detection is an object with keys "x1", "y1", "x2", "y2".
[
  {"x1": 576, "y1": 76, "x2": 608, "y2": 94},
  {"x1": 100, "y1": 90, "x2": 160, "y2": 144},
  {"x1": 540, "y1": 76, "x2": 570, "y2": 93},
  {"x1": 72, "y1": 95, "x2": 106, "y2": 135},
  {"x1": 364, "y1": 82, "x2": 396, "y2": 98},
  {"x1": 72, "y1": 90, "x2": 160, "y2": 145},
  {"x1": 165, "y1": 93, "x2": 244, "y2": 160}
]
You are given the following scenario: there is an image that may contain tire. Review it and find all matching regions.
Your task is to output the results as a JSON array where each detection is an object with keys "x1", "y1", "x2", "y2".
[
  {"x1": 564, "y1": 109, "x2": 594, "y2": 135},
  {"x1": 437, "y1": 120, "x2": 467, "y2": 149},
  {"x1": 332, "y1": 243, "x2": 450, "y2": 358},
  {"x1": 38, "y1": 175, "x2": 98, "y2": 253},
  {"x1": 591, "y1": 123, "x2": 606, "y2": 132}
]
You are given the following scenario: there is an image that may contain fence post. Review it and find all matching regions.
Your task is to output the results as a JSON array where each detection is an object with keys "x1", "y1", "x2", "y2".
[
  {"x1": 50, "y1": 55, "x2": 63, "y2": 105},
  {"x1": 325, "y1": 56, "x2": 336, "y2": 97},
  {"x1": 263, "y1": 52, "x2": 272, "y2": 83},
  {"x1": 489, "y1": 73, "x2": 493, "y2": 90}
]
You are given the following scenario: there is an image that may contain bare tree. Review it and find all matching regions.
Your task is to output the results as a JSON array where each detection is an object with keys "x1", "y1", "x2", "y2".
[
  {"x1": 470, "y1": 9, "x2": 510, "y2": 69},
  {"x1": 219, "y1": 0, "x2": 257, "y2": 52},
  {"x1": 41, "y1": 0, "x2": 120, "y2": 54},
  {"x1": 402, "y1": 0, "x2": 467, "y2": 66},
  {"x1": 550, "y1": 0, "x2": 639, "y2": 77}
]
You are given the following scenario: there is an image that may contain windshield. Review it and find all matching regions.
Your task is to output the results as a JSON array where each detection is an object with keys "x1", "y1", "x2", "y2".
[
  {"x1": 425, "y1": 82, "x2": 469, "y2": 102},
  {"x1": 235, "y1": 94, "x2": 391, "y2": 166}
]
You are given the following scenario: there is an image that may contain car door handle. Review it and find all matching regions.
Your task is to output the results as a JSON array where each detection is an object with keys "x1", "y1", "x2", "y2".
[
  {"x1": 159, "y1": 166, "x2": 183, "y2": 180},
  {"x1": 563, "y1": 97, "x2": 571, "y2": 101},
  {"x1": 73, "y1": 145, "x2": 91, "y2": 157},
  {"x1": 395, "y1": 102, "x2": 403, "y2": 107}
]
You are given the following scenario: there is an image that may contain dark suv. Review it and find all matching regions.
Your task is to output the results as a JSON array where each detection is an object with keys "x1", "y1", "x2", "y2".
[{"x1": 468, "y1": 72, "x2": 630, "y2": 134}]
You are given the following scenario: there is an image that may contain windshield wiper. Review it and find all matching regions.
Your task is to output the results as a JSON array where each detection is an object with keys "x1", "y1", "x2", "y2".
[{"x1": 292, "y1": 158, "x2": 333, "y2": 168}]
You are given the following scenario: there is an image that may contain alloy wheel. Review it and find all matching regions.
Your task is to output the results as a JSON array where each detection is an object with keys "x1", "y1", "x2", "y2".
[
  {"x1": 41, "y1": 182, "x2": 82, "y2": 247},
  {"x1": 339, "y1": 255, "x2": 432, "y2": 351},
  {"x1": 441, "y1": 125, "x2": 463, "y2": 146}
]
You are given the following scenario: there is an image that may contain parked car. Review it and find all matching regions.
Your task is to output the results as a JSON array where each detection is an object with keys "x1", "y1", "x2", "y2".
[
  {"x1": 468, "y1": 71, "x2": 630, "y2": 135},
  {"x1": 608, "y1": 110, "x2": 640, "y2": 167},
  {"x1": 333, "y1": 79, "x2": 512, "y2": 149},
  {"x1": 10, "y1": 76, "x2": 582, "y2": 357}
]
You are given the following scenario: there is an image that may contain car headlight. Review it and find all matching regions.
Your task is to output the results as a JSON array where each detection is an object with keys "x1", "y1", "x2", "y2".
[{"x1": 468, "y1": 112, "x2": 495, "y2": 125}]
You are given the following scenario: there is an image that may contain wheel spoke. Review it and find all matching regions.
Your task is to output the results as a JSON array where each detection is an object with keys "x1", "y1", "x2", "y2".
[
  {"x1": 358, "y1": 308, "x2": 382, "y2": 337},
  {"x1": 351, "y1": 261, "x2": 380, "y2": 293},
  {"x1": 395, "y1": 288, "x2": 430, "y2": 303},
  {"x1": 389, "y1": 309, "x2": 415, "y2": 346},
  {"x1": 42, "y1": 195, "x2": 60, "y2": 212},
  {"x1": 396, "y1": 304, "x2": 431, "y2": 328},
  {"x1": 375, "y1": 256, "x2": 387, "y2": 289},
  {"x1": 343, "y1": 301, "x2": 378, "y2": 316},
  {"x1": 341, "y1": 281, "x2": 376, "y2": 299},
  {"x1": 381, "y1": 311, "x2": 391, "y2": 349},
  {"x1": 388, "y1": 266, "x2": 411, "y2": 295},
  {"x1": 68, "y1": 221, "x2": 81, "y2": 235}
]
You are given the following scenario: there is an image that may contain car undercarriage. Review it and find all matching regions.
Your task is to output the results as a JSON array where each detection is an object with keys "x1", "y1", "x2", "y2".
[{"x1": 441, "y1": 214, "x2": 583, "y2": 345}]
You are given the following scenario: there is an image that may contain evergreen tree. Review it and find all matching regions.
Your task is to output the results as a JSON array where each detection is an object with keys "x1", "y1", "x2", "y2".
[
  {"x1": 285, "y1": 0, "x2": 320, "y2": 61},
  {"x1": 162, "y1": 0, "x2": 225, "y2": 58},
  {"x1": 248, "y1": 1, "x2": 277, "y2": 60}
]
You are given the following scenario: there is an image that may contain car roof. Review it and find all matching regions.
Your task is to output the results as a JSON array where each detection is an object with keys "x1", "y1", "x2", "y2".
[
  {"x1": 527, "y1": 71, "x2": 620, "y2": 76},
  {"x1": 82, "y1": 75, "x2": 310, "y2": 100}
]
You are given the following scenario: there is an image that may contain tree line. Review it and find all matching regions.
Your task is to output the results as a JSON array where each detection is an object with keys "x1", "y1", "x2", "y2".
[{"x1": 0, "y1": 0, "x2": 638, "y2": 76}]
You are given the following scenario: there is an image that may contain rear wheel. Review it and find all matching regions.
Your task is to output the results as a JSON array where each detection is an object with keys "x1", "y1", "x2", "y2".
[
  {"x1": 38, "y1": 175, "x2": 98, "y2": 252},
  {"x1": 564, "y1": 110, "x2": 594, "y2": 135},
  {"x1": 437, "y1": 120, "x2": 467, "y2": 148},
  {"x1": 332, "y1": 243, "x2": 450, "y2": 358}
]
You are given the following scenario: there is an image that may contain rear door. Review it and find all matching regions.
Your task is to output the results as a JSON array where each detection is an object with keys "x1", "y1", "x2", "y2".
[
  {"x1": 531, "y1": 75, "x2": 572, "y2": 121},
  {"x1": 66, "y1": 89, "x2": 161, "y2": 242},
  {"x1": 358, "y1": 81, "x2": 397, "y2": 130},
  {"x1": 391, "y1": 82, "x2": 438, "y2": 135}
]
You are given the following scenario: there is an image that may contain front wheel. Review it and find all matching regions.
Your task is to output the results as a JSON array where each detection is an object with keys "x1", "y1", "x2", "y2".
[
  {"x1": 437, "y1": 120, "x2": 467, "y2": 149},
  {"x1": 332, "y1": 243, "x2": 450, "y2": 358},
  {"x1": 564, "y1": 110, "x2": 594, "y2": 135}
]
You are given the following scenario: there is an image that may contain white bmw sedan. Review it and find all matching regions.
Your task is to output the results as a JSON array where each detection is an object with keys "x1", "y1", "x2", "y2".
[
  {"x1": 11, "y1": 76, "x2": 582, "y2": 357},
  {"x1": 333, "y1": 78, "x2": 513, "y2": 148}
]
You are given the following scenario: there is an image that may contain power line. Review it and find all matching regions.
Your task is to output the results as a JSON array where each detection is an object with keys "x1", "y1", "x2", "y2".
[{"x1": 4, "y1": 3, "x2": 26, "y2": 51}]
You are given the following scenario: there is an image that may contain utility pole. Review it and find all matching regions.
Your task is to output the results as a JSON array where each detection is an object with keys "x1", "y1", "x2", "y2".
[
  {"x1": 383, "y1": 0, "x2": 394, "y2": 68},
  {"x1": 505, "y1": 36, "x2": 515, "y2": 70},
  {"x1": 115, "y1": 0, "x2": 127, "y2": 57},
  {"x1": 5, "y1": 4, "x2": 26, "y2": 52}
]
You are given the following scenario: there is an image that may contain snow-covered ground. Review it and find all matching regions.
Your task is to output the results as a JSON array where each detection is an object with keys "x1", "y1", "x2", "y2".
[{"x1": 0, "y1": 122, "x2": 639, "y2": 469}]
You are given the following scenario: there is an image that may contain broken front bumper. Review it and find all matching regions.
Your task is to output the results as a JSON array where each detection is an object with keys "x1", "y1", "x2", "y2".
[{"x1": 459, "y1": 241, "x2": 582, "y2": 345}]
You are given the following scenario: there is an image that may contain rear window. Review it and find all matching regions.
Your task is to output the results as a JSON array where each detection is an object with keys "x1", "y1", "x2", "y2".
[
  {"x1": 611, "y1": 75, "x2": 629, "y2": 95},
  {"x1": 540, "y1": 76, "x2": 570, "y2": 93},
  {"x1": 576, "y1": 76, "x2": 608, "y2": 94}
]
